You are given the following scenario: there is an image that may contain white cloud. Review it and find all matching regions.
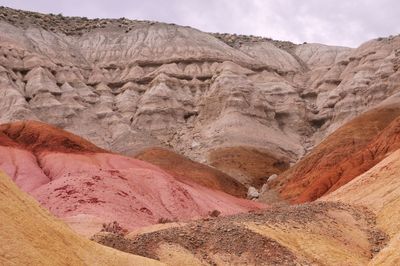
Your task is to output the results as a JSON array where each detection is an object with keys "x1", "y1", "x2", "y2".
[{"x1": 1, "y1": 0, "x2": 399, "y2": 47}]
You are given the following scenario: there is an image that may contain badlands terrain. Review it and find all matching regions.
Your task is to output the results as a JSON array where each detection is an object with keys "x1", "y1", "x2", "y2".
[{"x1": 0, "y1": 6, "x2": 400, "y2": 265}]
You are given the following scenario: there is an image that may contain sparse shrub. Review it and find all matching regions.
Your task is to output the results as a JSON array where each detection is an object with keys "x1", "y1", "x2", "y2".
[
  {"x1": 158, "y1": 217, "x2": 173, "y2": 224},
  {"x1": 209, "y1": 209, "x2": 221, "y2": 217},
  {"x1": 100, "y1": 221, "x2": 128, "y2": 236}
]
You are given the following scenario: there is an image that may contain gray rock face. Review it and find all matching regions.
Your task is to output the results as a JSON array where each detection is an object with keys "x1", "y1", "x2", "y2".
[
  {"x1": 260, "y1": 183, "x2": 269, "y2": 195},
  {"x1": 268, "y1": 174, "x2": 278, "y2": 182},
  {"x1": 0, "y1": 7, "x2": 399, "y2": 165},
  {"x1": 247, "y1": 186, "x2": 260, "y2": 199}
]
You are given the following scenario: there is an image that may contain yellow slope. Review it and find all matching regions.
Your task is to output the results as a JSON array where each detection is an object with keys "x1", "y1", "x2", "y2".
[
  {"x1": 243, "y1": 205, "x2": 373, "y2": 265},
  {"x1": 322, "y1": 149, "x2": 400, "y2": 237},
  {"x1": 370, "y1": 233, "x2": 400, "y2": 265},
  {"x1": 322, "y1": 149, "x2": 400, "y2": 265},
  {"x1": 0, "y1": 171, "x2": 163, "y2": 266}
]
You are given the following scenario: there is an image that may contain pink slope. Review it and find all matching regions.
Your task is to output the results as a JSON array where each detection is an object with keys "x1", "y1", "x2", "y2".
[{"x1": 0, "y1": 122, "x2": 264, "y2": 236}]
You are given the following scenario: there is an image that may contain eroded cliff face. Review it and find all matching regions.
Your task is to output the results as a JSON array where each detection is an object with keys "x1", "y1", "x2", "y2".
[{"x1": 0, "y1": 6, "x2": 399, "y2": 186}]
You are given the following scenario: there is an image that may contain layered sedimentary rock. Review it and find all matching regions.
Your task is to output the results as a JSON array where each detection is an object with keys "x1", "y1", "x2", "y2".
[
  {"x1": 1, "y1": 7, "x2": 399, "y2": 187},
  {"x1": 0, "y1": 121, "x2": 262, "y2": 236},
  {"x1": 0, "y1": 6, "x2": 400, "y2": 265}
]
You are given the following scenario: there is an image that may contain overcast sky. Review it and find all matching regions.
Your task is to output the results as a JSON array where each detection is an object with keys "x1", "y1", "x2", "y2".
[{"x1": 1, "y1": 0, "x2": 399, "y2": 47}]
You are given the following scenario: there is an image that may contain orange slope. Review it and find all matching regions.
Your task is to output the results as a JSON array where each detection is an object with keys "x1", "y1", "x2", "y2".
[
  {"x1": 275, "y1": 105, "x2": 400, "y2": 203},
  {"x1": 0, "y1": 120, "x2": 105, "y2": 153}
]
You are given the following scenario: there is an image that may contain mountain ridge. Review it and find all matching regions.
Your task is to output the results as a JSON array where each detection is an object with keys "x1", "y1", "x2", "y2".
[
  {"x1": 0, "y1": 5, "x2": 399, "y2": 188},
  {"x1": 1, "y1": 5, "x2": 400, "y2": 265}
]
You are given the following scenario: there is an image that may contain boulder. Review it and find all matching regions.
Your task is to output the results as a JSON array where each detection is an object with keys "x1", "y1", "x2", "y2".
[{"x1": 247, "y1": 186, "x2": 260, "y2": 199}]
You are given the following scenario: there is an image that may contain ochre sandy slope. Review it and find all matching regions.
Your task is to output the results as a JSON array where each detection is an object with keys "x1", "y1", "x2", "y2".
[
  {"x1": 370, "y1": 233, "x2": 400, "y2": 265},
  {"x1": 272, "y1": 105, "x2": 400, "y2": 203},
  {"x1": 0, "y1": 171, "x2": 162, "y2": 266},
  {"x1": 94, "y1": 202, "x2": 384, "y2": 265},
  {"x1": 135, "y1": 147, "x2": 246, "y2": 197},
  {"x1": 322, "y1": 149, "x2": 400, "y2": 265}
]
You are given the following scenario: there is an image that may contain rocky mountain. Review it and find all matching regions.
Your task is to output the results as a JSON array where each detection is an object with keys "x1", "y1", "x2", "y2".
[
  {"x1": 1, "y1": 6, "x2": 400, "y2": 266},
  {"x1": 1, "y1": 6, "x2": 399, "y2": 188}
]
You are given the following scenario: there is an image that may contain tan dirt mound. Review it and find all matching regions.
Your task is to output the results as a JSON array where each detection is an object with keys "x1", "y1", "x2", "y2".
[
  {"x1": 208, "y1": 146, "x2": 289, "y2": 187},
  {"x1": 135, "y1": 147, "x2": 247, "y2": 197},
  {"x1": 94, "y1": 202, "x2": 384, "y2": 265}
]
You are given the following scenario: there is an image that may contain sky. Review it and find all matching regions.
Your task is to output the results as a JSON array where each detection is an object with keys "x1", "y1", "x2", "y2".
[{"x1": 1, "y1": 0, "x2": 399, "y2": 47}]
